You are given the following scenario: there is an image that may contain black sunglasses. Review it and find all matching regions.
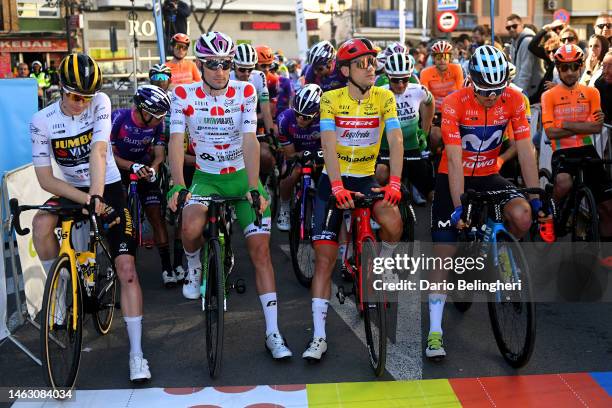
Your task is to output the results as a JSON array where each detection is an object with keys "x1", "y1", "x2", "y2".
[
  {"x1": 505, "y1": 23, "x2": 519, "y2": 31},
  {"x1": 390, "y1": 77, "x2": 411, "y2": 84},
  {"x1": 203, "y1": 59, "x2": 232, "y2": 71},
  {"x1": 596, "y1": 23, "x2": 612, "y2": 30},
  {"x1": 237, "y1": 67, "x2": 253, "y2": 73},
  {"x1": 557, "y1": 62, "x2": 582, "y2": 72},
  {"x1": 473, "y1": 85, "x2": 505, "y2": 98},
  {"x1": 561, "y1": 36, "x2": 576, "y2": 43}
]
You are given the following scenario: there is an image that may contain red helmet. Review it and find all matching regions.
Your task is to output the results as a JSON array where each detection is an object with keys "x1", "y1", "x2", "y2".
[
  {"x1": 431, "y1": 40, "x2": 453, "y2": 54},
  {"x1": 256, "y1": 46, "x2": 275, "y2": 65},
  {"x1": 171, "y1": 33, "x2": 190, "y2": 46},
  {"x1": 336, "y1": 38, "x2": 377, "y2": 65},
  {"x1": 554, "y1": 44, "x2": 584, "y2": 64}
]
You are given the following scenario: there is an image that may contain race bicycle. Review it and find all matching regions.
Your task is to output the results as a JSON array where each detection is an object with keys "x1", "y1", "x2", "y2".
[{"x1": 10, "y1": 198, "x2": 117, "y2": 391}]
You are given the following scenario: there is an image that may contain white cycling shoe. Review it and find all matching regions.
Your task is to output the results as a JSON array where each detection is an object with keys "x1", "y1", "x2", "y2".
[
  {"x1": 265, "y1": 333, "x2": 293, "y2": 359},
  {"x1": 302, "y1": 337, "x2": 327, "y2": 361},
  {"x1": 129, "y1": 355, "x2": 151, "y2": 383},
  {"x1": 182, "y1": 268, "x2": 201, "y2": 300}
]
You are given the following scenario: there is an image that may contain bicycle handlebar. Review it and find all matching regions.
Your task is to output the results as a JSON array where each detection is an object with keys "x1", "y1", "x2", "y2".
[
  {"x1": 175, "y1": 193, "x2": 263, "y2": 228},
  {"x1": 281, "y1": 150, "x2": 324, "y2": 179},
  {"x1": 9, "y1": 198, "x2": 96, "y2": 236}
]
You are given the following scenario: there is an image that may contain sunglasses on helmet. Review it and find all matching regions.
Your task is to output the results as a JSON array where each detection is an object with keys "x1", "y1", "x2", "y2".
[{"x1": 202, "y1": 59, "x2": 232, "y2": 71}]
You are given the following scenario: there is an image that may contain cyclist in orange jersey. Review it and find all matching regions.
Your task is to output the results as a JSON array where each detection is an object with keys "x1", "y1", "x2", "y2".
[
  {"x1": 541, "y1": 44, "x2": 612, "y2": 238},
  {"x1": 165, "y1": 33, "x2": 201, "y2": 89},
  {"x1": 419, "y1": 41, "x2": 464, "y2": 150}
]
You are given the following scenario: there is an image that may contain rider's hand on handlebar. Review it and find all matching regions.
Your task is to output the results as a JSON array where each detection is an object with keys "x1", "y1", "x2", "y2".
[
  {"x1": 131, "y1": 163, "x2": 154, "y2": 180},
  {"x1": 167, "y1": 185, "x2": 191, "y2": 213},
  {"x1": 87, "y1": 195, "x2": 106, "y2": 216},
  {"x1": 246, "y1": 189, "x2": 268, "y2": 214},
  {"x1": 451, "y1": 205, "x2": 467, "y2": 229},
  {"x1": 331, "y1": 180, "x2": 360, "y2": 209},
  {"x1": 371, "y1": 176, "x2": 401, "y2": 208}
]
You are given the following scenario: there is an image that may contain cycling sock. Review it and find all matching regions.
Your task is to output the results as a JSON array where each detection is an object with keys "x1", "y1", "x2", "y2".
[
  {"x1": 312, "y1": 298, "x2": 329, "y2": 339},
  {"x1": 41, "y1": 259, "x2": 56, "y2": 274},
  {"x1": 124, "y1": 316, "x2": 143, "y2": 358},
  {"x1": 173, "y1": 239, "x2": 184, "y2": 268},
  {"x1": 259, "y1": 292, "x2": 279, "y2": 336},
  {"x1": 428, "y1": 294, "x2": 447, "y2": 334},
  {"x1": 185, "y1": 248, "x2": 201, "y2": 275},
  {"x1": 157, "y1": 244, "x2": 172, "y2": 272}
]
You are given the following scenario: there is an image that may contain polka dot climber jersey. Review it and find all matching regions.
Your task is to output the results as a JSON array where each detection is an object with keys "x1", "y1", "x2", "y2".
[{"x1": 170, "y1": 80, "x2": 258, "y2": 174}]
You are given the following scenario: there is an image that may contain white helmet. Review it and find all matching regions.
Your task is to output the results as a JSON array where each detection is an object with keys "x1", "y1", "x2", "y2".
[
  {"x1": 384, "y1": 52, "x2": 414, "y2": 77},
  {"x1": 307, "y1": 40, "x2": 335, "y2": 66},
  {"x1": 234, "y1": 43, "x2": 258, "y2": 67},
  {"x1": 293, "y1": 84, "x2": 322, "y2": 116},
  {"x1": 194, "y1": 31, "x2": 236, "y2": 59},
  {"x1": 469, "y1": 45, "x2": 509, "y2": 89}
]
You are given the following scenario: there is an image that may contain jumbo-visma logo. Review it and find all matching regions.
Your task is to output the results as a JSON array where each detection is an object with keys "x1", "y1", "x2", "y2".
[{"x1": 51, "y1": 129, "x2": 94, "y2": 167}]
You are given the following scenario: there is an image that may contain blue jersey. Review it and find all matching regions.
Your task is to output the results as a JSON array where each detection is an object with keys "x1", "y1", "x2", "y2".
[
  {"x1": 277, "y1": 109, "x2": 321, "y2": 152},
  {"x1": 303, "y1": 64, "x2": 347, "y2": 92},
  {"x1": 110, "y1": 109, "x2": 165, "y2": 164}
]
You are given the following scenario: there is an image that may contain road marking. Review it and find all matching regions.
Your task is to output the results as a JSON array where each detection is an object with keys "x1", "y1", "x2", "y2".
[{"x1": 279, "y1": 242, "x2": 423, "y2": 380}]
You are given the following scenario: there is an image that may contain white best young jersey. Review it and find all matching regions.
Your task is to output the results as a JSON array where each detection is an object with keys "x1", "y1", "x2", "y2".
[
  {"x1": 230, "y1": 69, "x2": 269, "y2": 102},
  {"x1": 170, "y1": 80, "x2": 258, "y2": 174},
  {"x1": 30, "y1": 92, "x2": 121, "y2": 187}
]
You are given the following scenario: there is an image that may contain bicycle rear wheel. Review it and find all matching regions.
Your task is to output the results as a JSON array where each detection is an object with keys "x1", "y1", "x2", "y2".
[
  {"x1": 92, "y1": 242, "x2": 117, "y2": 335},
  {"x1": 361, "y1": 237, "x2": 387, "y2": 377},
  {"x1": 289, "y1": 191, "x2": 315, "y2": 288},
  {"x1": 487, "y1": 230, "x2": 535, "y2": 368},
  {"x1": 40, "y1": 254, "x2": 83, "y2": 390},
  {"x1": 572, "y1": 186, "x2": 600, "y2": 243},
  {"x1": 205, "y1": 238, "x2": 225, "y2": 378}
]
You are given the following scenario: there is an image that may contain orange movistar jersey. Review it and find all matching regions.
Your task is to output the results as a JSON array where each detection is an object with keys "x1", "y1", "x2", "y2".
[
  {"x1": 438, "y1": 86, "x2": 531, "y2": 177},
  {"x1": 541, "y1": 84, "x2": 602, "y2": 151},
  {"x1": 166, "y1": 59, "x2": 201, "y2": 86},
  {"x1": 419, "y1": 64, "x2": 464, "y2": 112}
]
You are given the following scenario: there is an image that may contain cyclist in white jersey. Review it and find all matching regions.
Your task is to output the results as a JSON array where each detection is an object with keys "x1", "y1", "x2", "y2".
[
  {"x1": 166, "y1": 32, "x2": 293, "y2": 360},
  {"x1": 30, "y1": 53, "x2": 151, "y2": 383}
]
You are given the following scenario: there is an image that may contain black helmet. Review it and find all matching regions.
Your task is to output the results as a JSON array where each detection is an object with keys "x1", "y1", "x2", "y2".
[{"x1": 59, "y1": 53, "x2": 103, "y2": 96}]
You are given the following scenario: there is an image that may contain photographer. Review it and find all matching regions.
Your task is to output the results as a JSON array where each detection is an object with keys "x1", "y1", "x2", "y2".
[{"x1": 163, "y1": 0, "x2": 191, "y2": 52}]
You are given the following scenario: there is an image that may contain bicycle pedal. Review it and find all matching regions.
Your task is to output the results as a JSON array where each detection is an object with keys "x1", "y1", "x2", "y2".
[{"x1": 336, "y1": 286, "x2": 346, "y2": 304}]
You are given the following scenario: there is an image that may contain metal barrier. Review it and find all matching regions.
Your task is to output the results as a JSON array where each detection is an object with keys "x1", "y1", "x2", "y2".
[{"x1": 107, "y1": 90, "x2": 136, "y2": 110}]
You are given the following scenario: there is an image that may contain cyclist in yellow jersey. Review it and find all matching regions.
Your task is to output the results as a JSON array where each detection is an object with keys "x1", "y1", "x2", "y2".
[{"x1": 302, "y1": 38, "x2": 404, "y2": 361}]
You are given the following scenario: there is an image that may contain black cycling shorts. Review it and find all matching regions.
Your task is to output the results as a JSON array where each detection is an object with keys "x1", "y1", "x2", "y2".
[
  {"x1": 377, "y1": 148, "x2": 435, "y2": 196},
  {"x1": 432, "y1": 112, "x2": 442, "y2": 128},
  {"x1": 312, "y1": 174, "x2": 380, "y2": 244},
  {"x1": 431, "y1": 173, "x2": 523, "y2": 243},
  {"x1": 551, "y1": 145, "x2": 612, "y2": 203},
  {"x1": 120, "y1": 170, "x2": 162, "y2": 207},
  {"x1": 44, "y1": 181, "x2": 136, "y2": 259}
]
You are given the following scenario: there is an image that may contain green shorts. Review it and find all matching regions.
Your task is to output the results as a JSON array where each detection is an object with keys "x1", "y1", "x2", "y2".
[{"x1": 188, "y1": 168, "x2": 271, "y2": 236}]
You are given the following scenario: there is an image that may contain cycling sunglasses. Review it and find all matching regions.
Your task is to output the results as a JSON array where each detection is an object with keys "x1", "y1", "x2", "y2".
[
  {"x1": 351, "y1": 56, "x2": 377, "y2": 69},
  {"x1": 561, "y1": 36, "x2": 576, "y2": 43},
  {"x1": 64, "y1": 91, "x2": 94, "y2": 103},
  {"x1": 258, "y1": 63, "x2": 272, "y2": 69},
  {"x1": 140, "y1": 109, "x2": 167, "y2": 120},
  {"x1": 596, "y1": 23, "x2": 612, "y2": 30},
  {"x1": 294, "y1": 109, "x2": 317, "y2": 120},
  {"x1": 433, "y1": 53, "x2": 451, "y2": 61},
  {"x1": 237, "y1": 67, "x2": 254, "y2": 73},
  {"x1": 314, "y1": 63, "x2": 331, "y2": 73},
  {"x1": 505, "y1": 23, "x2": 519, "y2": 31},
  {"x1": 557, "y1": 62, "x2": 582, "y2": 72},
  {"x1": 174, "y1": 44, "x2": 189, "y2": 51},
  {"x1": 473, "y1": 84, "x2": 506, "y2": 98},
  {"x1": 150, "y1": 73, "x2": 170, "y2": 81},
  {"x1": 202, "y1": 59, "x2": 232, "y2": 71},
  {"x1": 389, "y1": 77, "x2": 411, "y2": 84}
]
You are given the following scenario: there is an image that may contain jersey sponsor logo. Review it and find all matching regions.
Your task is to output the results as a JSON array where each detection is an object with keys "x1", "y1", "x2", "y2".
[
  {"x1": 199, "y1": 152, "x2": 215, "y2": 161},
  {"x1": 337, "y1": 153, "x2": 375, "y2": 163},
  {"x1": 459, "y1": 124, "x2": 505, "y2": 152},
  {"x1": 340, "y1": 129, "x2": 375, "y2": 142},
  {"x1": 51, "y1": 129, "x2": 94, "y2": 167},
  {"x1": 335, "y1": 117, "x2": 380, "y2": 129},
  {"x1": 462, "y1": 157, "x2": 496, "y2": 169},
  {"x1": 197, "y1": 117, "x2": 235, "y2": 125},
  {"x1": 437, "y1": 220, "x2": 451, "y2": 228}
]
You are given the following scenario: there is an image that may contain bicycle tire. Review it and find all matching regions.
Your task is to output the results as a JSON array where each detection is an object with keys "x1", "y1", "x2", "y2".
[
  {"x1": 127, "y1": 191, "x2": 142, "y2": 247},
  {"x1": 205, "y1": 238, "x2": 225, "y2": 378},
  {"x1": 361, "y1": 237, "x2": 387, "y2": 377},
  {"x1": 159, "y1": 164, "x2": 170, "y2": 219},
  {"x1": 268, "y1": 169, "x2": 280, "y2": 221},
  {"x1": 40, "y1": 254, "x2": 83, "y2": 390},
  {"x1": 452, "y1": 241, "x2": 476, "y2": 313},
  {"x1": 571, "y1": 186, "x2": 600, "y2": 244},
  {"x1": 289, "y1": 191, "x2": 314, "y2": 288},
  {"x1": 487, "y1": 230, "x2": 535, "y2": 368},
  {"x1": 92, "y1": 242, "x2": 117, "y2": 335}
]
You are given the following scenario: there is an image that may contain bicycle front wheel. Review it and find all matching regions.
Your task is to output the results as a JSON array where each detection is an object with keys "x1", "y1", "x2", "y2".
[
  {"x1": 40, "y1": 254, "x2": 83, "y2": 390},
  {"x1": 92, "y1": 242, "x2": 117, "y2": 335},
  {"x1": 205, "y1": 238, "x2": 225, "y2": 378},
  {"x1": 487, "y1": 231, "x2": 535, "y2": 368},
  {"x1": 289, "y1": 192, "x2": 315, "y2": 288},
  {"x1": 127, "y1": 192, "x2": 142, "y2": 247},
  {"x1": 572, "y1": 186, "x2": 600, "y2": 243},
  {"x1": 361, "y1": 237, "x2": 387, "y2": 377}
]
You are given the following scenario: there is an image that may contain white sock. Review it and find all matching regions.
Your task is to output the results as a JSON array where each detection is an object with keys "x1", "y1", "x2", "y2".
[
  {"x1": 428, "y1": 294, "x2": 447, "y2": 334},
  {"x1": 312, "y1": 298, "x2": 329, "y2": 339},
  {"x1": 124, "y1": 316, "x2": 143, "y2": 358},
  {"x1": 259, "y1": 292, "x2": 279, "y2": 336},
  {"x1": 41, "y1": 259, "x2": 56, "y2": 274},
  {"x1": 184, "y1": 248, "x2": 201, "y2": 276}
]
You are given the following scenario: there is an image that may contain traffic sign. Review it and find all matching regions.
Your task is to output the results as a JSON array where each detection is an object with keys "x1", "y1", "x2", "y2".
[
  {"x1": 553, "y1": 8, "x2": 570, "y2": 24},
  {"x1": 437, "y1": 0, "x2": 459, "y2": 11},
  {"x1": 437, "y1": 11, "x2": 459, "y2": 33}
]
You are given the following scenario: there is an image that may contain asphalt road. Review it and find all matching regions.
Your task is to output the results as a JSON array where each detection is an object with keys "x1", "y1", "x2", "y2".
[{"x1": 2, "y1": 205, "x2": 612, "y2": 394}]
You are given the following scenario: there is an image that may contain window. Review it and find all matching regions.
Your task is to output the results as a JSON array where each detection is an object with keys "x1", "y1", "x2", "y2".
[
  {"x1": 17, "y1": 1, "x2": 60, "y2": 18},
  {"x1": 482, "y1": 0, "x2": 499, "y2": 17}
]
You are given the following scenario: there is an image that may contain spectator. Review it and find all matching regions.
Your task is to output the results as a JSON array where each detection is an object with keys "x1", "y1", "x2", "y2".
[
  {"x1": 595, "y1": 50, "x2": 612, "y2": 124},
  {"x1": 30, "y1": 60, "x2": 50, "y2": 109},
  {"x1": 16, "y1": 62, "x2": 29, "y2": 78},
  {"x1": 530, "y1": 30, "x2": 561, "y2": 102},
  {"x1": 162, "y1": 0, "x2": 191, "y2": 53},
  {"x1": 530, "y1": 19, "x2": 566, "y2": 60},
  {"x1": 559, "y1": 27, "x2": 580, "y2": 46},
  {"x1": 594, "y1": 13, "x2": 612, "y2": 42},
  {"x1": 471, "y1": 25, "x2": 487, "y2": 51},
  {"x1": 46, "y1": 60, "x2": 60, "y2": 86},
  {"x1": 581, "y1": 35, "x2": 610, "y2": 86},
  {"x1": 506, "y1": 14, "x2": 544, "y2": 101}
]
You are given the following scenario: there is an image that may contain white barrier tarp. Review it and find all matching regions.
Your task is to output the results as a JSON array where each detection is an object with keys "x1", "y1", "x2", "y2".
[
  {"x1": 5, "y1": 165, "x2": 53, "y2": 319},
  {"x1": 0, "y1": 248, "x2": 8, "y2": 340}
]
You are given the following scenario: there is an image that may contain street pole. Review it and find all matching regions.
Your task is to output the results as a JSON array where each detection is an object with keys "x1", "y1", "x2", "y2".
[
  {"x1": 330, "y1": 4, "x2": 336, "y2": 48},
  {"x1": 65, "y1": 2, "x2": 72, "y2": 54},
  {"x1": 399, "y1": 0, "x2": 405, "y2": 44}
]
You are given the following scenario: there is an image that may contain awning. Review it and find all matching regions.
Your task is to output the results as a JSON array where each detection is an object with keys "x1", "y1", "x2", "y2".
[{"x1": 0, "y1": 38, "x2": 68, "y2": 53}]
